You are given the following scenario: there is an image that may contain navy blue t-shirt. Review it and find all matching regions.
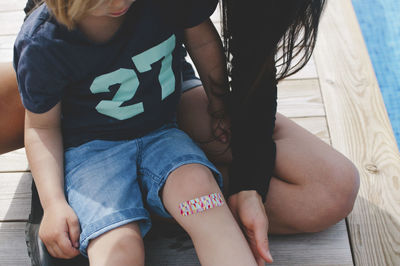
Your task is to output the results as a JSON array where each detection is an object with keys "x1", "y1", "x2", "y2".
[{"x1": 14, "y1": 0, "x2": 217, "y2": 148}]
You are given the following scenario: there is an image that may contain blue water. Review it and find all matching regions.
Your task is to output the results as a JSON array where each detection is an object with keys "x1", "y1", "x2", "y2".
[{"x1": 352, "y1": 0, "x2": 400, "y2": 151}]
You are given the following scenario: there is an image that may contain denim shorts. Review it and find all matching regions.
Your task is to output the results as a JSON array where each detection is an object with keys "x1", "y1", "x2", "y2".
[{"x1": 64, "y1": 123, "x2": 222, "y2": 256}]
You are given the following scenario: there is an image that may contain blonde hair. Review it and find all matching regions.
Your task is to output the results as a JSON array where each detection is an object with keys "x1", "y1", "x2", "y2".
[{"x1": 45, "y1": 0, "x2": 112, "y2": 30}]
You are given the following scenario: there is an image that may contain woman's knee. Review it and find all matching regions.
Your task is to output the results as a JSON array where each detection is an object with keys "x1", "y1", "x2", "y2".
[
  {"x1": 302, "y1": 160, "x2": 360, "y2": 233},
  {"x1": 328, "y1": 159, "x2": 360, "y2": 217}
]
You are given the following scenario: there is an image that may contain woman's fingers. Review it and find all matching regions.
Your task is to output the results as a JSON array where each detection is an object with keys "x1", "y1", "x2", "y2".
[
  {"x1": 229, "y1": 191, "x2": 274, "y2": 264},
  {"x1": 211, "y1": 116, "x2": 231, "y2": 144},
  {"x1": 253, "y1": 218, "x2": 273, "y2": 263}
]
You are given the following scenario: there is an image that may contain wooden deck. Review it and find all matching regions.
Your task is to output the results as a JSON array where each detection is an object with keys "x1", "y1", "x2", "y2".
[{"x1": 1, "y1": 0, "x2": 399, "y2": 265}]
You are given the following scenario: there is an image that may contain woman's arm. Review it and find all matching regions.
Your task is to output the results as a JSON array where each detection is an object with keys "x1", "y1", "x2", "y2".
[
  {"x1": 25, "y1": 103, "x2": 80, "y2": 259},
  {"x1": 183, "y1": 19, "x2": 274, "y2": 265}
]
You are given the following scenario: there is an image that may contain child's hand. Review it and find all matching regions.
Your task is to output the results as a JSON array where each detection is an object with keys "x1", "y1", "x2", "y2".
[
  {"x1": 228, "y1": 191, "x2": 273, "y2": 265},
  {"x1": 39, "y1": 201, "x2": 81, "y2": 259}
]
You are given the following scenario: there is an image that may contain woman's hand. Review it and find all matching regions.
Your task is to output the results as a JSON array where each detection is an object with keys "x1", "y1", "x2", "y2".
[
  {"x1": 39, "y1": 201, "x2": 80, "y2": 259},
  {"x1": 209, "y1": 100, "x2": 231, "y2": 144},
  {"x1": 228, "y1": 190, "x2": 273, "y2": 265},
  {"x1": 210, "y1": 114, "x2": 230, "y2": 144}
]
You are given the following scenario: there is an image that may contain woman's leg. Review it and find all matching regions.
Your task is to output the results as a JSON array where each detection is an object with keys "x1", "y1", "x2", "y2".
[
  {"x1": 265, "y1": 112, "x2": 359, "y2": 233},
  {"x1": 0, "y1": 62, "x2": 25, "y2": 154},
  {"x1": 177, "y1": 86, "x2": 360, "y2": 234},
  {"x1": 161, "y1": 163, "x2": 257, "y2": 266},
  {"x1": 87, "y1": 222, "x2": 145, "y2": 266}
]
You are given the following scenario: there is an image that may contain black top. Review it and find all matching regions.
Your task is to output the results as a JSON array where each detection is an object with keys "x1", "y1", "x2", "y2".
[{"x1": 228, "y1": 73, "x2": 277, "y2": 202}]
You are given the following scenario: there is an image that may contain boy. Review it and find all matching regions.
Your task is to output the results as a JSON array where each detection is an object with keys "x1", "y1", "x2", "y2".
[{"x1": 14, "y1": 0, "x2": 257, "y2": 264}]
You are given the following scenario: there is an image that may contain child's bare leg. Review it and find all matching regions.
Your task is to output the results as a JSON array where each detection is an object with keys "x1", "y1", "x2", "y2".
[
  {"x1": 87, "y1": 223, "x2": 144, "y2": 266},
  {"x1": 161, "y1": 164, "x2": 257, "y2": 266}
]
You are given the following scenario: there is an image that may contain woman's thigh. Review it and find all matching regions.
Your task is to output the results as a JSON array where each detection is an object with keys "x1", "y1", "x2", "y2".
[
  {"x1": 178, "y1": 85, "x2": 353, "y2": 171},
  {"x1": 0, "y1": 62, "x2": 25, "y2": 154},
  {"x1": 272, "y1": 112, "x2": 358, "y2": 187}
]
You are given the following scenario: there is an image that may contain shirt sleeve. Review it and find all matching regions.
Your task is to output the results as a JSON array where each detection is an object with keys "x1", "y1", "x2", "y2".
[
  {"x1": 155, "y1": 0, "x2": 218, "y2": 29},
  {"x1": 179, "y1": 0, "x2": 218, "y2": 28},
  {"x1": 227, "y1": 54, "x2": 278, "y2": 202},
  {"x1": 13, "y1": 34, "x2": 67, "y2": 114}
]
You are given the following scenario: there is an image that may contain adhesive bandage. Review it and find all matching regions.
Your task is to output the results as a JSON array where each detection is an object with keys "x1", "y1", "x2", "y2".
[{"x1": 179, "y1": 192, "x2": 224, "y2": 216}]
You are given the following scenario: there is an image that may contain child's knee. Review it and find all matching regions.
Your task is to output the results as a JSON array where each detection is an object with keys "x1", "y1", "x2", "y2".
[
  {"x1": 165, "y1": 164, "x2": 219, "y2": 197},
  {"x1": 87, "y1": 223, "x2": 144, "y2": 266},
  {"x1": 161, "y1": 164, "x2": 222, "y2": 212}
]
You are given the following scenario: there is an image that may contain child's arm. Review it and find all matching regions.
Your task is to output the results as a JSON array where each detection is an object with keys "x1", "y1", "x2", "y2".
[
  {"x1": 25, "y1": 103, "x2": 80, "y2": 259},
  {"x1": 183, "y1": 19, "x2": 230, "y2": 142}
]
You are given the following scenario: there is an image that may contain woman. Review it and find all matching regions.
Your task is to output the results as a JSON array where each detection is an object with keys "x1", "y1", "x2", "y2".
[{"x1": 0, "y1": 0, "x2": 359, "y2": 265}]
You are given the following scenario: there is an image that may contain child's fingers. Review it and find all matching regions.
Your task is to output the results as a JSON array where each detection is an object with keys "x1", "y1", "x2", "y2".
[
  {"x1": 67, "y1": 215, "x2": 81, "y2": 249},
  {"x1": 41, "y1": 225, "x2": 79, "y2": 258},
  {"x1": 45, "y1": 245, "x2": 58, "y2": 258},
  {"x1": 48, "y1": 241, "x2": 69, "y2": 259},
  {"x1": 39, "y1": 226, "x2": 68, "y2": 258},
  {"x1": 56, "y1": 232, "x2": 80, "y2": 258}
]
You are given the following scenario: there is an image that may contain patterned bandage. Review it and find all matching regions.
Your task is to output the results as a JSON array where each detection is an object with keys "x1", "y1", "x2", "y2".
[{"x1": 179, "y1": 192, "x2": 224, "y2": 216}]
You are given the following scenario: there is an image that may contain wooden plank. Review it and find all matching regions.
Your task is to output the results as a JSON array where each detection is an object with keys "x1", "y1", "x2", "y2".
[
  {"x1": 0, "y1": 48, "x2": 13, "y2": 62},
  {"x1": 0, "y1": 172, "x2": 353, "y2": 265},
  {"x1": 0, "y1": 2, "x2": 26, "y2": 63},
  {"x1": 0, "y1": 11, "x2": 25, "y2": 36},
  {"x1": 0, "y1": 220, "x2": 351, "y2": 266},
  {"x1": 275, "y1": 43, "x2": 319, "y2": 80},
  {"x1": 286, "y1": 56, "x2": 318, "y2": 80},
  {"x1": 0, "y1": 35, "x2": 16, "y2": 49},
  {"x1": 314, "y1": 0, "x2": 400, "y2": 265},
  {"x1": 138, "y1": 220, "x2": 353, "y2": 265},
  {"x1": 0, "y1": 35, "x2": 16, "y2": 62},
  {"x1": 0, "y1": 172, "x2": 31, "y2": 222},
  {"x1": 276, "y1": 56, "x2": 318, "y2": 80},
  {"x1": 0, "y1": 0, "x2": 27, "y2": 12},
  {"x1": 210, "y1": 3, "x2": 221, "y2": 24},
  {"x1": 0, "y1": 222, "x2": 30, "y2": 266},
  {"x1": 0, "y1": 149, "x2": 29, "y2": 173},
  {"x1": 277, "y1": 79, "x2": 325, "y2": 118},
  {"x1": 269, "y1": 220, "x2": 352, "y2": 265},
  {"x1": 291, "y1": 116, "x2": 331, "y2": 145}
]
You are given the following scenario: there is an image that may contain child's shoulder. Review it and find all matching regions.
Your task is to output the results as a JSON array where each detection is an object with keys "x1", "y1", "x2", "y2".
[{"x1": 17, "y1": 4, "x2": 62, "y2": 47}]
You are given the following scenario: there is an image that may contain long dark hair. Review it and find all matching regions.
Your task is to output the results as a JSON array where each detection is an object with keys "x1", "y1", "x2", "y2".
[
  {"x1": 221, "y1": 0, "x2": 326, "y2": 97},
  {"x1": 219, "y1": 0, "x2": 327, "y2": 197}
]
